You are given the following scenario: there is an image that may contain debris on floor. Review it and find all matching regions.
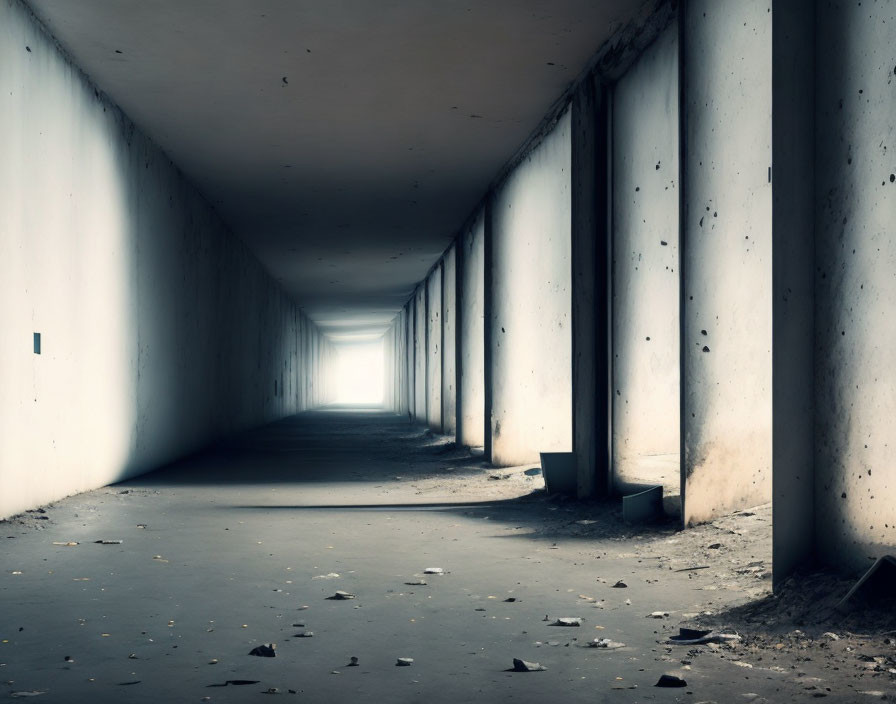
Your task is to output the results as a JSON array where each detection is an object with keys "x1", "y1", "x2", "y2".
[
  {"x1": 655, "y1": 674, "x2": 687, "y2": 688},
  {"x1": 511, "y1": 658, "x2": 546, "y2": 672},
  {"x1": 586, "y1": 638, "x2": 625, "y2": 649},
  {"x1": 249, "y1": 643, "x2": 277, "y2": 657},
  {"x1": 94, "y1": 539, "x2": 123, "y2": 544},
  {"x1": 423, "y1": 567, "x2": 444, "y2": 575},
  {"x1": 551, "y1": 617, "x2": 582, "y2": 627},
  {"x1": 396, "y1": 657, "x2": 414, "y2": 666},
  {"x1": 327, "y1": 590, "x2": 355, "y2": 600},
  {"x1": 347, "y1": 656, "x2": 359, "y2": 666}
]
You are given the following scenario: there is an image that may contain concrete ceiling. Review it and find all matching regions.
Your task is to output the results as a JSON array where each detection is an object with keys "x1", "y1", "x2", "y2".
[{"x1": 27, "y1": 0, "x2": 645, "y2": 338}]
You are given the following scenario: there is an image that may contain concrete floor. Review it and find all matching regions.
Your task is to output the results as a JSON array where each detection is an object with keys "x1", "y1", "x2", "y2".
[{"x1": 0, "y1": 410, "x2": 889, "y2": 702}]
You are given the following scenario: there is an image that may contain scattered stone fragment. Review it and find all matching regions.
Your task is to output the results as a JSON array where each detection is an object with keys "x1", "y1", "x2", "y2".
[
  {"x1": 708, "y1": 543, "x2": 722, "y2": 549},
  {"x1": 10, "y1": 692, "x2": 46, "y2": 698},
  {"x1": 503, "y1": 597, "x2": 517, "y2": 602},
  {"x1": 312, "y1": 573, "x2": 340, "y2": 579},
  {"x1": 612, "y1": 581, "x2": 627, "y2": 588},
  {"x1": 396, "y1": 657, "x2": 414, "y2": 666},
  {"x1": 647, "y1": 612, "x2": 668, "y2": 619},
  {"x1": 423, "y1": 567, "x2": 443, "y2": 575},
  {"x1": 263, "y1": 688, "x2": 279, "y2": 694},
  {"x1": 248, "y1": 644, "x2": 276, "y2": 657},
  {"x1": 551, "y1": 618, "x2": 582, "y2": 627},
  {"x1": 208, "y1": 680, "x2": 260, "y2": 687},
  {"x1": 128, "y1": 653, "x2": 138, "y2": 659},
  {"x1": 52, "y1": 542, "x2": 78, "y2": 546},
  {"x1": 405, "y1": 580, "x2": 427, "y2": 586},
  {"x1": 209, "y1": 659, "x2": 218, "y2": 664},
  {"x1": 822, "y1": 632, "x2": 840, "y2": 641},
  {"x1": 667, "y1": 628, "x2": 741, "y2": 645},
  {"x1": 511, "y1": 658, "x2": 547, "y2": 672},
  {"x1": 655, "y1": 674, "x2": 687, "y2": 688},
  {"x1": 348, "y1": 656, "x2": 359, "y2": 666},
  {"x1": 293, "y1": 631, "x2": 313, "y2": 638},
  {"x1": 64, "y1": 656, "x2": 73, "y2": 662},
  {"x1": 327, "y1": 591, "x2": 355, "y2": 600},
  {"x1": 587, "y1": 638, "x2": 625, "y2": 649},
  {"x1": 117, "y1": 681, "x2": 141, "y2": 686},
  {"x1": 576, "y1": 520, "x2": 598, "y2": 525},
  {"x1": 94, "y1": 540, "x2": 122, "y2": 545}
]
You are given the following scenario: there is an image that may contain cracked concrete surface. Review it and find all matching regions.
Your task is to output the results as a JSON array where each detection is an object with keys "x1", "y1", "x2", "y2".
[{"x1": 1, "y1": 410, "x2": 893, "y2": 702}]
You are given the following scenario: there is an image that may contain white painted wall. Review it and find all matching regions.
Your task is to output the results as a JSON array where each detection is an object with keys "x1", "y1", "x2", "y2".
[
  {"x1": 489, "y1": 110, "x2": 572, "y2": 466},
  {"x1": 814, "y1": 0, "x2": 896, "y2": 572},
  {"x1": 611, "y1": 22, "x2": 680, "y2": 496},
  {"x1": 681, "y1": 0, "x2": 772, "y2": 524},
  {"x1": 0, "y1": 0, "x2": 327, "y2": 519}
]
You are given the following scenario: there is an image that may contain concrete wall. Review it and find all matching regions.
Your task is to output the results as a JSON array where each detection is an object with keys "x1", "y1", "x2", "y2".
[
  {"x1": 611, "y1": 22, "x2": 680, "y2": 497},
  {"x1": 413, "y1": 286, "x2": 426, "y2": 420},
  {"x1": 681, "y1": 0, "x2": 772, "y2": 524},
  {"x1": 489, "y1": 109, "x2": 572, "y2": 466},
  {"x1": 405, "y1": 302, "x2": 415, "y2": 416},
  {"x1": 458, "y1": 210, "x2": 486, "y2": 448},
  {"x1": 0, "y1": 0, "x2": 329, "y2": 520},
  {"x1": 441, "y1": 245, "x2": 457, "y2": 436},
  {"x1": 813, "y1": 0, "x2": 896, "y2": 573},
  {"x1": 425, "y1": 264, "x2": 443, "y2": 430}
]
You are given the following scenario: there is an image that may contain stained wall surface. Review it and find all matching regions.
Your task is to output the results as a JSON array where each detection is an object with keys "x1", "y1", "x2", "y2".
[
  {"x1": 611, "y1": 22, "x2": 680, "y2": 498},
  {"x1": 0, "y1": 0, "x2": 329, "y2": 520},
  {"x1": 414, "y1": 286, "x2": 426, "y2": 420},
  {"x1": 426, "y1": 265, "x2": 443, "y2": 430},
  {"x1": 489, "y1": 110, "x2": 572, "y2": 466},
  {"x1": 458, "y1": 211, "x2": 486, "y2": 448},
  {"x1": 681, "y1": 0, "x2": 772, "y2": 524},
  {"x1": 441, "y1": 246, "x2": 457, "y2": 435},
  {"x1": 814, "y1": 0, "x2": 896, "y2": 572}
]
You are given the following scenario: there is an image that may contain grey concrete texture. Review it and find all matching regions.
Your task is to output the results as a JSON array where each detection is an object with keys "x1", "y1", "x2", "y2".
[
  {"x1": 681, "y1": 0, "x2": 772, "y2": 525},
  {"x1": 3, "y1": 409, "x2": 853, "y2": 704},
  {"x1": 489, "y1": 110, "x2": 573, "y2": 467},
  {"x1": 426, "y1": 265, "x2": 443, "y2": 431},
  {"x1": 0, "y1": 0, "x2": 331, "y2": 520},
  {"x1": 441, "y1": 246, "x2": 458, "y2": 435},
  {"x1": 814, "y1": 0, "x2": 896, "y2": 572},
  {"x1": 458, "y1": 210, "x2": 486, "y2": 449},
  {"x1": 611, "y1": 22, "x2": 681, "y2": 500}
]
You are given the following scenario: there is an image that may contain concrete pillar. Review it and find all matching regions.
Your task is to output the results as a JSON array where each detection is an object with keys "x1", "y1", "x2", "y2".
[
  {"x1": 442, "y1": 245, "x2": 458, "y2": 436},
  {"x1": 488, "y1": 110, "x2": 573, "y2": 467},
  {"x1": 611, "y1": 21, "x2": 680, "y2": 504},
  {"x1": 680, "y1": 0, "x2": 772, "y2": 525},
  {"x1": 458, "y1": 210, "x2": 486, "y2": 449},
  {"x1": 813, "y1": 0, "x2": 896, "y2": 574},
  {"x1": 414, "y1": 286, "x2": 426, "y2": 421},
  {"x1": 571, "y1": 74, "x2": 610, "y2": 498},
  {"x1": 771, "y1": 0, "x2": 816, "y2": 585},
  {"x1": 426, "y1": 264, "x2": 443, "y2": 431}
]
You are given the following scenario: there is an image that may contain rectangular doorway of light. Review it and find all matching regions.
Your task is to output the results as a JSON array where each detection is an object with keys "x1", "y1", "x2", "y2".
[{"x1": 331, "y1": 338, "x2": 385, "y2": 406}]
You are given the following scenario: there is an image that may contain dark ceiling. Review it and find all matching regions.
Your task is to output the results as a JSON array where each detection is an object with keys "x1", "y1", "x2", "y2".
[{"x1": 27, "y1": 0, "x2": 645, "y2": 339}]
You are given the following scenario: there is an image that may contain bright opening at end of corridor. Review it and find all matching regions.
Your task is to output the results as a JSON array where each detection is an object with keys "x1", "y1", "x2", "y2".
[{"x1": 331, "y1": 338, "x2": 385, "y2": 405}]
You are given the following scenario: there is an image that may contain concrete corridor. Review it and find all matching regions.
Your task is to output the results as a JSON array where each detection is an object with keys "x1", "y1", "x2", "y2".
[{"x1": 3, "y1": 409, "x2": 893, "y2": 702}]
